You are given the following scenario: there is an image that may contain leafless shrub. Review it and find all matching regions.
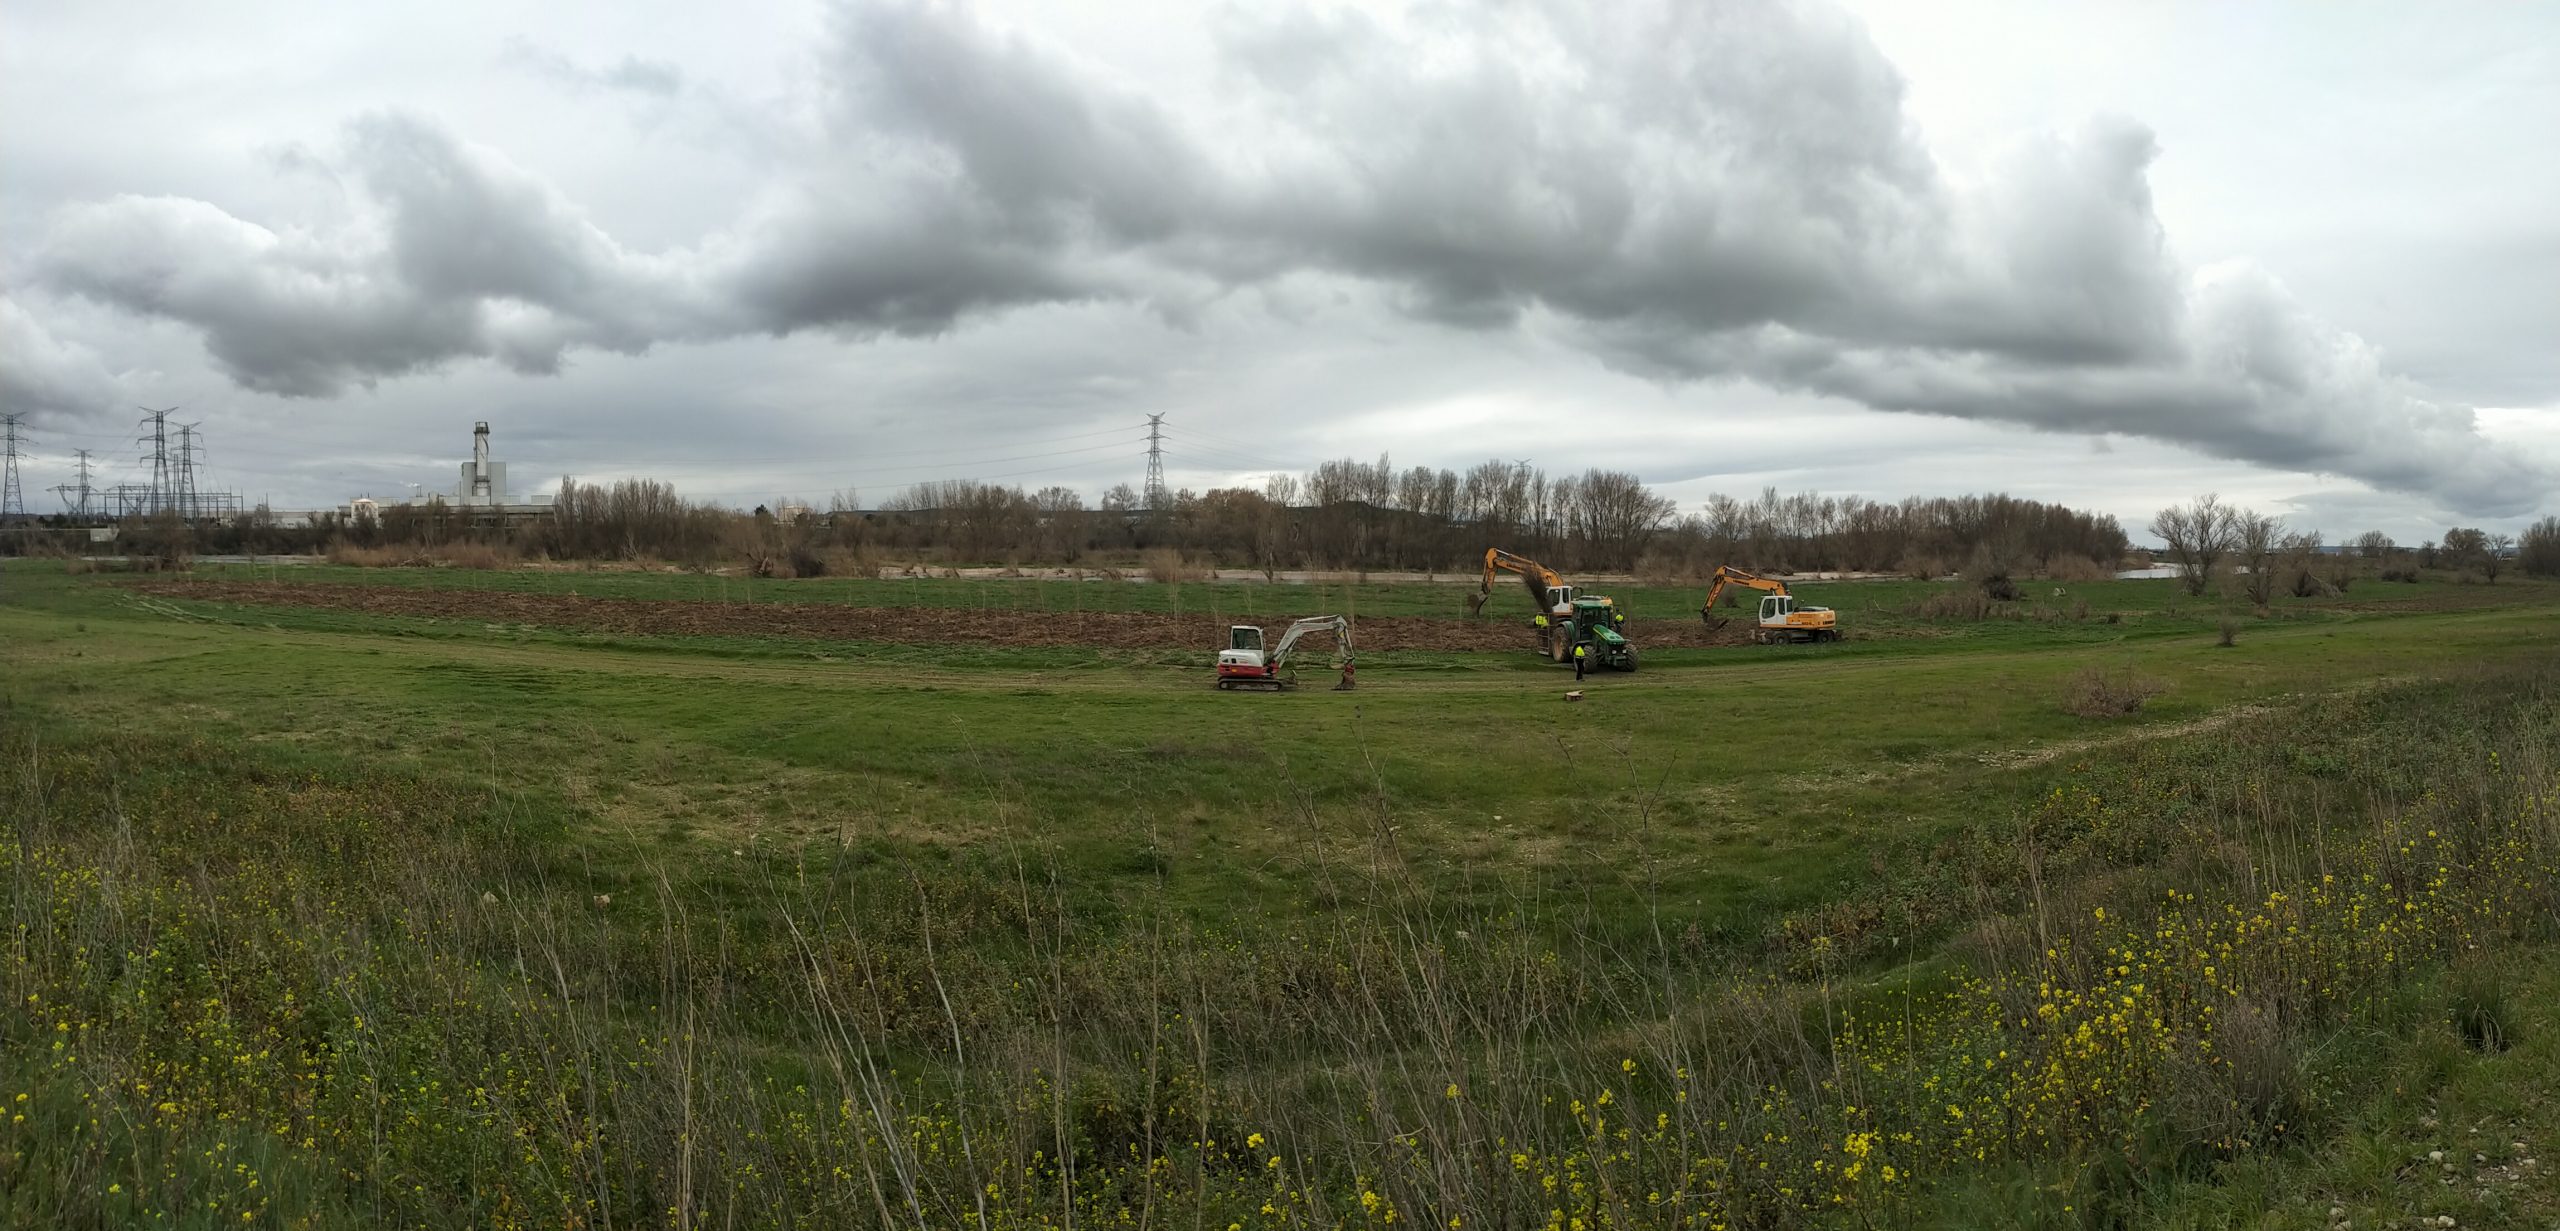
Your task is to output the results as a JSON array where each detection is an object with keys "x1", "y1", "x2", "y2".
[
  {"x1": 2040, "y1": 553, "x2": 2111, "y2": 583},
  {"x1": 325, "y1": 540, "x2": 425, "y2": 567},
  {"x1": 816, "y1": 547, "x2": 880, "y2": 579},
  {"x1": 434, "y1": 542, "x2": 514, "y2": 570},
  {"x1": 1909, "y1": 589, "x2": 1998, "y2": 621},
  {"x1": 2061, "y1": 666, "x2": 2164, "y2": 718},
  {"x1": 1142, "y1": 547, "x2": 1205, "y2": 585}
]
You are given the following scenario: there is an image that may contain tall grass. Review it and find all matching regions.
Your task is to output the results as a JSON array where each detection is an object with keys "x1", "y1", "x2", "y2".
[{"x1": 4, "y1": 668, "x2": 2555, "y2": 1227}]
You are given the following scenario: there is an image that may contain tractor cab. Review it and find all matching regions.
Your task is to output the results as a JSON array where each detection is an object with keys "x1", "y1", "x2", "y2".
[
  {"x1": 1564, "y1": 597, "x2": 1638, "y2": 670},
  {"x1": 1569, "y1": 596, "x2": 1621, "y2": 637}
]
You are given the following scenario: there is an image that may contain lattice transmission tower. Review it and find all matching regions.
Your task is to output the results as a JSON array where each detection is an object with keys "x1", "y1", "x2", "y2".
[
  {"x1": 1142, "y1": 414, "x2": 1168, "y2": 512},
  {"x1": 137, "y1": 407, "x2": 178, "y2": 516},
  {"x1": 52, "y1": 449, "x2": 95, "y2": 519},
  {"x1": 0, "y1": 414, "x2": 24, "y2": 517}
]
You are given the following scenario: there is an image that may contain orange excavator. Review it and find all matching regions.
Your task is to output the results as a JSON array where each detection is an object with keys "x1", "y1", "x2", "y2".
[
  {"x1": 1467, "y1": 548, "x2": 1573, "y2": 620},
  {"x1": 1699, "y1": 566, "x2": 1840, "y2": 644}
]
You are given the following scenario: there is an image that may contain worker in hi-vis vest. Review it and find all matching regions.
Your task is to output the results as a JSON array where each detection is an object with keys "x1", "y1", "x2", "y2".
[{"x1": 1573, "y1": 639, "x2": 1588, "y2": 681}]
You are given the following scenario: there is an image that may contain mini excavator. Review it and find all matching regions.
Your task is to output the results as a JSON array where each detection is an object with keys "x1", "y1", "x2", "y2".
[{"x1": 1216, "y1": 615, "x2": 1356, "y2": 691}]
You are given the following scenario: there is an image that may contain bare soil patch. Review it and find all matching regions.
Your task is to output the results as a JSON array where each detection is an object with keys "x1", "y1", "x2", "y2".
[{"x1": 128, "y1": 579, "x2": 1761, "y2": 652}]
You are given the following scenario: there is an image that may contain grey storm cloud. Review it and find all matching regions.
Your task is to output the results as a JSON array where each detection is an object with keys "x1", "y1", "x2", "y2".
[
  {"x1": 0, "y1": 295, "x2": 120, "y2": 422},
  {"x1": 29, "y1": 0, "x2": 2552, "y2": 514}
]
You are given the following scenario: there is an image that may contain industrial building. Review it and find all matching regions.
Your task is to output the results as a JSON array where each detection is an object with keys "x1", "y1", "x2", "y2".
[{"x1": 339, "y1": 422, "x2": 555, "y2": 523}]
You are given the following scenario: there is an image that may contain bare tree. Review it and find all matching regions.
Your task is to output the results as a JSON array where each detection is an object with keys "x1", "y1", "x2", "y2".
[
  {"x1": 2353, "y1": 530, "x2": 2393, "y2": 563},
  {"x1": 2236, "y1": 511, "x2": 2282, "y2": 609},
  {"x1": 2483, "y1": 532, "x2": 2513, "y2": 583},
  {"x1": 2522, "y1": 517, "x2": 2560, "y2": 578},
  {"x1": 2441, "y1": 526, "x2": 2488, "y2": 577},
  {"x1": 2279, "y1": 529, "x2": 2329, "y2": 598},
  {"x1": 2151, "y1": 494, "x2": 2239, "y2": 596}
]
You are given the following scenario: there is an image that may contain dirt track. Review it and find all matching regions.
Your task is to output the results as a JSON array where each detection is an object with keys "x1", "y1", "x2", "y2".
[{"x1": 127, "y1": 579, "x2": 1761, "y2": 652}]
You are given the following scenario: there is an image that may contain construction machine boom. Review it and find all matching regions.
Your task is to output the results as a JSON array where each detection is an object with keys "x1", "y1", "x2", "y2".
[
  {"x1": 1699, "y1": 565, "x2": 1840, "y2": 643},
  {"x1": 1467, "y1": 548, "x2": 1573, "y2": 618}
]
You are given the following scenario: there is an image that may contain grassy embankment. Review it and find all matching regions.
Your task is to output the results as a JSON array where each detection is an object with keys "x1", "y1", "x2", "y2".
[{"x1": 2, "y1": 562, "x2": 2556, "y2": 1228}]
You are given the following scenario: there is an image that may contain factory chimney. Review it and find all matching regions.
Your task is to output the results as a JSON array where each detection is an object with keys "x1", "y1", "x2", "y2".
[{"x1": 472, "y1": 421, "x2": 492, "y2": 500}]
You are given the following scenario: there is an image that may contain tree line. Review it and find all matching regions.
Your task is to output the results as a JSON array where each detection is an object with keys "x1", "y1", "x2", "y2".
[
  {"x1": 17, "y1": 462, "x2": 2555, "y2": 585},
  {"x1": 2150, "y1": 494, "x2": 2556, "y2": 604},
  {"x1": 233, "y1": 459, "x2": 2130, "y2": 578}
]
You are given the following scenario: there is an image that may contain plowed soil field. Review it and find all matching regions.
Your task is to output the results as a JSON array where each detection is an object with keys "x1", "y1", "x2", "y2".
[{"x1": 129, "y1": 579, "x2": 1761, "y2": 651}]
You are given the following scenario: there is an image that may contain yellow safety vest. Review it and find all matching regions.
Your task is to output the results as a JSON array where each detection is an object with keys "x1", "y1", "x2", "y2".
[
  {"x1": 1534, "y1": 615, "x2": 1548, "y2": 627},
  {"x1": 1573, "y1": 644, "x2": 1586, "y2": 658}
]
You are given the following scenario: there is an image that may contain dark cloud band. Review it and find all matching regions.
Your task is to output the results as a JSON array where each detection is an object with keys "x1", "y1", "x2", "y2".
[{"x1": 27, "y1": 0, "x2": 2551, "y2": 515}]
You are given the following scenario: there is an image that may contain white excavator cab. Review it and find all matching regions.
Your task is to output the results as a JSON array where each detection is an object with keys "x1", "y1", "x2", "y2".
[
  {"x1": 1760, "y1": 595, "x2": 1795, "y2": 624},
  {"x1": 1221, "y1": 625, "x2": 1268, "y2": 671}
]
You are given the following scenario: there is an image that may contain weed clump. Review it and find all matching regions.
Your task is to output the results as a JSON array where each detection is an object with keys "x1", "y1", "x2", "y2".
[
  {"x1": 2448, "y1": 964, "x2": 2513, "y2": 1052},
  {"x1": 2062, "y1": 666, "x2": 2164, "y2": 718},
  {"x1": 2219, "y1": 617, "x2": 2240, "y2": 647}
]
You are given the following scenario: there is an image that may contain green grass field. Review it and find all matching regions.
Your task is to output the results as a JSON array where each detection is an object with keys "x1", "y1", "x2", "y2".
[{"x1": 4, "y1": 561, "x2": 2557, "y2": 1228}]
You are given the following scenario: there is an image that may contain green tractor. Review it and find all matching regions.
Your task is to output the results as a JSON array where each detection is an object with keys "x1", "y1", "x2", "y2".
[
  {"x1": 1555, "y1": 596, "x2": 1638, "y2": 672},
  {"x1": 1469, "y1": 548, "x2": 1637, "y2": 672}
]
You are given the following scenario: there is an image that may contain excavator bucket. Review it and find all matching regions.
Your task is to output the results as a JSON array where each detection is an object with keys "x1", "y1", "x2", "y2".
[
  {"x1": 1465, "y1": 589, "x2": 1489, "y2": 616},
  {"x1": 1701, "y1": 611, "x2": 1729, "y2": 631}
]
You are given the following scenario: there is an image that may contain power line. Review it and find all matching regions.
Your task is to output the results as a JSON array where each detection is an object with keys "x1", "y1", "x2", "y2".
[
  {"x1": 688, "y1": 455, "x2": 1124, "y2": 504},
  {"x1": 1155, "y1": 427, "x2": 1301, "y2": 473},
  {"x1": 583, "y1": 435, "x2": 1154, "y2": 494}
]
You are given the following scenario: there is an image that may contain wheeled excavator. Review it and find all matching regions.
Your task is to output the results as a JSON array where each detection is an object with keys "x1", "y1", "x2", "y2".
[
  {"x1": 1216, "y1": 615, "x2": 1356, "y2": 691},
  {"x1": 1467, "y1": 548, "x2": 1637, "y2": 671},
  {"x1": 1698, "y1": 565, "x2": 1840, "y2": 643}
]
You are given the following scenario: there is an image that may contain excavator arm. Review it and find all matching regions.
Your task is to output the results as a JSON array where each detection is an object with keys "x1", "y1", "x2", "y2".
[
  {"x1": 1267, "y1": 615, "x2": 1353, "y2": 672},
  {"x1": 1699, "y1": 565, "x2": 1790, "y2": 629},
  {"x1": 1467, "y1": 548, "x2": 1569, "y2": 616}
]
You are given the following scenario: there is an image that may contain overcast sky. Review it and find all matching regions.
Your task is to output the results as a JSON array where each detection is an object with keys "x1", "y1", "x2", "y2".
[{"x1": 4, "y1": 0, "x2": 2553, "y2": 542}]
